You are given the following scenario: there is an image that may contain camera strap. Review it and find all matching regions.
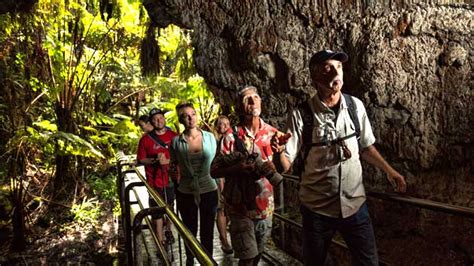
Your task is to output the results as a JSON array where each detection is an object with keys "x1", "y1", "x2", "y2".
[
  {"x1": 232, "y1": 128, "x2": 249, "y2": 156},
  {"x1": 147, "y1": 131, "x2": 168, "y2": 149},
  {"x1": 147, "y1": 131, "x2": 169, "y2": 188}
]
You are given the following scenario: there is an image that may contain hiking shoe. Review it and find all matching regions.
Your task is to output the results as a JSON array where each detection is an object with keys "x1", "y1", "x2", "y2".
[{"x1": 165, "y1": 230, "x2": 175, "y2": 244}]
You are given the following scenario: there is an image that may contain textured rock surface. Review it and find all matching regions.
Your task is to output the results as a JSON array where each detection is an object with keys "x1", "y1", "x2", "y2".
[
  {"x1": 0, "y1": 0, "x2": 37, "y2": 14},
  {"x1": 144, "y1": 1, "x2": 473, "y2": 264}
]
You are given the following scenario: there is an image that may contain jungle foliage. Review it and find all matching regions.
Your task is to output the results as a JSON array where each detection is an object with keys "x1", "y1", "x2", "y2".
[{"x1": 0, "y1": 0, "x2": 220, "y2": 255}]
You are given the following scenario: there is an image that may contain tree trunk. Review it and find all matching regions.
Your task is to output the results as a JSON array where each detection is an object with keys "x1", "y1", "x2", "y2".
[
  {"x1": 2, "y1": 58, "x2": 28, "y2": 251},
  {"x1": 53, "y1": 104, "x2": 76, "y2": 201},
  {"x1": 10, "y1": 193, "x2": 26, "y2": 251},
  {"x1": 8, "y1": 154, "x2": 27, "y2": 252}
]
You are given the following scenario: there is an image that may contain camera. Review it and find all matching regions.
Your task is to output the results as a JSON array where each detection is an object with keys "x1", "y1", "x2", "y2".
[
  {"x1": 247, "y1": 152, "x2": 283, "y2": 186},
  {"x1": 246, "y1": 152, "x2": 259, "y2": 164},
  {"x1": 215, "y1": 151, "x2": 283, "y2": 185}
]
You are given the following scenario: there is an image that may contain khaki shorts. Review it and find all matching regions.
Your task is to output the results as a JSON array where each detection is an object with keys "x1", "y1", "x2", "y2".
[{"x1": 229, "y1": 215, "x2": 272, "y2": 259}]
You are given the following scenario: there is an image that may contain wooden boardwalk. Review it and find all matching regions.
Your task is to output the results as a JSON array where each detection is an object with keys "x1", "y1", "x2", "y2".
[{"x1": 124, "y1": 166, "x2": 301, "y2": 265}]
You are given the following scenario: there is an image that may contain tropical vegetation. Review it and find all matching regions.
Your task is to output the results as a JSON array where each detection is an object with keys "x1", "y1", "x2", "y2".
[{"x1": 0, "y1": 0, "x2": 220, "y2": 263}]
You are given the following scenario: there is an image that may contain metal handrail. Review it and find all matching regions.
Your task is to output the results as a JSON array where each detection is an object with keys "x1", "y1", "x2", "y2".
[
  {"x1": 118, "y1": 154, "x2": 166, "y2": 265},
  {"x1": 281, "y1": 173, "x2": 474, "y2": 218},
  {"x1": 123, "y1": 181, "x2": 146, "y2": 266},
  {"x1": 130, "y1": 189, "x2": 171, "y2": 265},
  {"x1": 367, "y1": 191, "x2": 474, "y2": 218},
  {"x1": 272, "y1": 212, "x2": 349, "y2": 250},
  {"x1": 133, "y1": 166, "x2": 217, "y2": 266},
  {"x1": 132, "y1": 206, "x2": 171, "y2": 265}
]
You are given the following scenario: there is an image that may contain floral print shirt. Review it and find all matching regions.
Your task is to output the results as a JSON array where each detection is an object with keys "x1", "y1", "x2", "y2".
[{"x1": 220, "y1": 119, "x2": 278, "y2": 219}]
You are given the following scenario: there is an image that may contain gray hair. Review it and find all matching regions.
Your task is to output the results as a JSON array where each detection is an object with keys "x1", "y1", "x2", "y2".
[{"x1": 238, "y1": 85, "x2": 258, "y2": 97}]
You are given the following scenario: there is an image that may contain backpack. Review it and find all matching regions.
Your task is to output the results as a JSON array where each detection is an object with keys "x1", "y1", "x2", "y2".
[{"x1": 292, "y1": 93, "x2": 360, "y2": 176}]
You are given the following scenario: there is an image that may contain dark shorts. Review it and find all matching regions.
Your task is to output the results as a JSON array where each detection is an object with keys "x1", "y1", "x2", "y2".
[{"x1": 148, "y1": 186, "x2": 175, "y2": 219}]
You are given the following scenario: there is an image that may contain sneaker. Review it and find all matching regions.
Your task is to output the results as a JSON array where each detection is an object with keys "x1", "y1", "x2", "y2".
[{"x1": 165, "y1": 230, "x2": 175, "y2": 244}]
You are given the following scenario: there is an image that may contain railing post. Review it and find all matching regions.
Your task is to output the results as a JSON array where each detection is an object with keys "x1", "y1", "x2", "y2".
[
  {"x1": 132, "y1": 166, "x2": 217, "y2": 266},
  {"x1": 278, "y1": 181, "x2": 285, "y2": 251},
  {"x1": 124, "y1": 181, "x2": 145, "y2": 266},
  {"x1": 132, "y1": 207, "x2": 171, "y2": 266}
]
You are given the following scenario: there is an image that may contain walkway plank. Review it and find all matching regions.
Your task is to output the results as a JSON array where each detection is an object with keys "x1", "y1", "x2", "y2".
[{"x1": 124, "y1": 166, "x2": 301, "y2": 265}]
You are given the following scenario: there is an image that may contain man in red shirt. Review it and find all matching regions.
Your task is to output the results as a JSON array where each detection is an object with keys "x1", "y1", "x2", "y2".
[{"x1": 137, "y1": 108, "x2": 178, "y2": 245}]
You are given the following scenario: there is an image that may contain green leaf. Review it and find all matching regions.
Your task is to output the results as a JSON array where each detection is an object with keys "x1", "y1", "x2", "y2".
[
  {"x1": 33, "y1": 120, "x2": 58, "y2": 132},
  {"x1": 52, "y1": 131, "x2": 104, "y2": 158}
]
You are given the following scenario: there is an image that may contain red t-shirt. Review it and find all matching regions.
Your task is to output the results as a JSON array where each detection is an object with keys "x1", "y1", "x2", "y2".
[{"x1": 137, "y1": 129, "x2": 177, "y2": 188}]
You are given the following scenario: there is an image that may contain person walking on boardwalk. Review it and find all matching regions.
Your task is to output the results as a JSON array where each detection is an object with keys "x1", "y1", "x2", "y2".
[
  {"x1": 214, "y1": 115, "x2": 234, "y2": 254},
  {"x1": 137, "y1": 108, "x2": 178, "y2": 245},
  {"x1": 170, "y1": 102, "x2": 218, "y2": 265},
  {"x1": 212, "y1": 86, "x2": 284, "y2": 266},
  {"x1": 279, "y1": 50, "x2": 407, "y2": 265}
]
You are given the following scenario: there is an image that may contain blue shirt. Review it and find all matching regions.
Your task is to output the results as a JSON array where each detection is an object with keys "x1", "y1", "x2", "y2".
[{"x1": 170, "y1": 130, "x2": 217, "y2": 204}]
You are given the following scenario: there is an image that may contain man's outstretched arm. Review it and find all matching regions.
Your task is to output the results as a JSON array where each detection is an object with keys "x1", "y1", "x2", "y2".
[{"x1": 361, "y1": 145, "x2": 407, "y2": 193}]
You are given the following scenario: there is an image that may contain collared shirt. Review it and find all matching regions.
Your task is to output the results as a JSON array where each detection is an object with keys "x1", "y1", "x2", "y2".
[
  {"x1": 137, "y1": 129, "x2": 177, "y2": 188},
  {"x1": 170, "y1": 130, "x2": 217, "y2": 204},
  {"x1": 284, "y1": 93, "x2": 375, "y2": 218},
  {"x1": 218, "y1": 128, "x2": 235, "y2": 154},
  {"x1": 220, "y1": 118, "x2": 278, "y2": 219}
]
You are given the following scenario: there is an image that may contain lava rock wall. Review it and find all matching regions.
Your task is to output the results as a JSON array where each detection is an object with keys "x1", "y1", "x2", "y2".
[{"x1": 144, "y1": 0, "x2": 473, "y2": 263}]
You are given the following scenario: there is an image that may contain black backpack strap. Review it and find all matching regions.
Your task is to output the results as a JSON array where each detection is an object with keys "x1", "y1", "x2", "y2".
[
  {"x1": 146, "y1": 131, "x2": 170, "y2": 188},
  {"x1": 300, "y1": 101, "x2": 313, "y2": 164},
  {"x1": 295, "y1": 94, "x2": 360, "y2": 175},
  {"x1": 343, "y1": 93, "x2": 360, "y2": 138},
  {"x1": 301, "y1": 101, "x2": 313, "y2": 147},
  {"x1": 292, "y1": 101, "x2": 313, "y2": 176},
  {"x1": 147, "y1": 131, "x2": 168, "y2": 149}
]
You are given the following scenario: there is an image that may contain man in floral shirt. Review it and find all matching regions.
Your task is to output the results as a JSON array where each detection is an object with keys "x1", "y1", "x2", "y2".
[{"x1": 212, "y1": 86, "x2": 283, "y2": 266}]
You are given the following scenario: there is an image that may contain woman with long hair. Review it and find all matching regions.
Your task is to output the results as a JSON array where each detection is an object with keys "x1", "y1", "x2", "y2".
[{"x1": 170, "y1": 102, "x2": 218, "y2": 265}]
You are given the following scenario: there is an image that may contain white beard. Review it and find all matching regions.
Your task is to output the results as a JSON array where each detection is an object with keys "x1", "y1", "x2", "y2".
[
  {"x1": 315, "y1": 76, "x2": 344, "y2": 92},
  {"x1": 251, "y1": 109, "x2": 261, "y2": 117},
  {"x1": 329, "y1": 78, "x2": 343, "y2": 89}
]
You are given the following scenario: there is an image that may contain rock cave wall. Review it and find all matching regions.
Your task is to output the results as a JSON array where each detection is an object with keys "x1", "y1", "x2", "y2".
[{"x1": 143, "y1": 0, "x2": 473, "y2": 264}]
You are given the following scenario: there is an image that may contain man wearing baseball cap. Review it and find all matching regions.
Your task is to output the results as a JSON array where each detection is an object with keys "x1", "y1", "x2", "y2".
[
  {"x1": 279, "y1": 50, "x2": 407, "y2": 265},
  {"x1": 137, "y1": 108, "x2": 178, "y2": 246}
]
